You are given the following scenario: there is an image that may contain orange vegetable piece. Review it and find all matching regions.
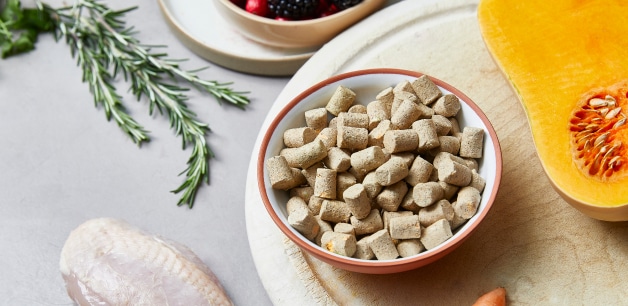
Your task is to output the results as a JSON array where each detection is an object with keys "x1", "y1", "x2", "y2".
[
  {"x1": 472, "y1": 287, "x2": 506, "y2": 306},
  {"x1": 478, "y1": 0, "x2": 628, "y2": 221}
]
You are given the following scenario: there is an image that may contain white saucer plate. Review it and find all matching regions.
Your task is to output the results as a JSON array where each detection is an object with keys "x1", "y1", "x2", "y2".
[{"x1": 157, "y1": 0, "x2": 317, "y2": 76}]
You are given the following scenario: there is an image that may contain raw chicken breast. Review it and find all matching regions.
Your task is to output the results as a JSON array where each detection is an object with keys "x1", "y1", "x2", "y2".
[{"x1": 60, "y1": 218, "x2": 233, "y2": 306}]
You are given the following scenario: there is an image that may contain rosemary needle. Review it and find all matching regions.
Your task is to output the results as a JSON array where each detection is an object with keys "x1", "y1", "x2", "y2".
[{"x1": 43, "y1": 0, "x2": 250, "y2": 208}]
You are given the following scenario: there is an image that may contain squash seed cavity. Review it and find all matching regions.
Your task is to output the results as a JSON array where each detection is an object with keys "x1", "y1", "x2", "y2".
[{"x1": 569, "y1": 82, "x2": 628, "y2": 180}]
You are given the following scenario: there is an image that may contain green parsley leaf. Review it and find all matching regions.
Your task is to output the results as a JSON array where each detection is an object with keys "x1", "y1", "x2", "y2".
[{"x1": 0, "y1": 0, "x2": 53, "y2": 58}]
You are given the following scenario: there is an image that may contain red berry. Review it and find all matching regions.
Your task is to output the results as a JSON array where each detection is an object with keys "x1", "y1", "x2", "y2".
[
  {"x1": 317, "y1": 0, "x2": 331, "y2": 14},
  {"x1": 246, "y1": 0, "x2": 270, "y2": 17},
  {"x1": 320, "y1": 3, "x2": 339, "y2": 17},
  {"x1": 229, "y1": 0, "x2": 246, "y2": 8}
]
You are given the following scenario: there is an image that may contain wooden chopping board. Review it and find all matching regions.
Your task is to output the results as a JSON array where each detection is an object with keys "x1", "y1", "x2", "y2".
[{"x1": 244, "y1": 0, "x2": 628, "y2": 304}]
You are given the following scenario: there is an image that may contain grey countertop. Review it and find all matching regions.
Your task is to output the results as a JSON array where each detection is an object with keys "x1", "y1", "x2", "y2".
[{"x1": 0, "y1": 1, "x2": 290, "y2": 304}]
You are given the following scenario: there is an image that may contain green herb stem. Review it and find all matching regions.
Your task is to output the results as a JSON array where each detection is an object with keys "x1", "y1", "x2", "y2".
[
  {"x1": 54, "y1": 16, "x2": 150, "y2": 145},
  {"x1": 39, "y1": 0, "x2": 251, "y2": 207}
]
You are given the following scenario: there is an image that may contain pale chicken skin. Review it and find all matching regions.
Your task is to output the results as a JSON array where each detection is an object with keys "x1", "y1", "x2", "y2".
[{"x1": 60, "y1": 218, "x2": 233, "y2": 306}]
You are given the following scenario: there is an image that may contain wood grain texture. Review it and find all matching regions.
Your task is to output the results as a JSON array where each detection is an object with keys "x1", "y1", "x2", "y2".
[{"x1": 245, "y1": 0, "x2": 628, "y2": 304}]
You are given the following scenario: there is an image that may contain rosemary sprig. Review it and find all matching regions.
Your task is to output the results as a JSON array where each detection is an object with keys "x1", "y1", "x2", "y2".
[
  {"x1": 43, "y1": 0, "x2": 250, "y2": 207},
  {"x1": 57, "y1": 18, "x2": 150, "y2": 144}
]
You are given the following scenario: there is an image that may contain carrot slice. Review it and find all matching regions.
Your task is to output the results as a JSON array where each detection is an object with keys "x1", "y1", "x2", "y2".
[{"x1": 472, "y1": 287, "x2": 507, "y2": 306}]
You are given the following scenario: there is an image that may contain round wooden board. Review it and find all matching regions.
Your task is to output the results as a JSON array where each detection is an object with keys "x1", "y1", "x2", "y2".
[{"x1": 245, "y1": 0, "x2": 628, "y2": 304}]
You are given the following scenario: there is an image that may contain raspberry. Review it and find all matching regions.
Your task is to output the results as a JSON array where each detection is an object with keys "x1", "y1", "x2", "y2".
[
  {"x1": 246, "y1": 0, "x2": 270, "y2": 17},
  {"x1": 268, "y1": 0, "x2": 320, "y2": 20},
  {"x1": 329, "y1": 0, "x2": 363, "y2": 11}
]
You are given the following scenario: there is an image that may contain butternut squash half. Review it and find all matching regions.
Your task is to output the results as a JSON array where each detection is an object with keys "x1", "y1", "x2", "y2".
[{"x1": 478, "y1": 0, "x2": 628, "y2": 221}]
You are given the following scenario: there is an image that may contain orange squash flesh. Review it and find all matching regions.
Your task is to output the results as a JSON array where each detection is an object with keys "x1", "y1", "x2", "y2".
[{"x1": 478, "y1": 0, "x2": 628, "y2": 220}]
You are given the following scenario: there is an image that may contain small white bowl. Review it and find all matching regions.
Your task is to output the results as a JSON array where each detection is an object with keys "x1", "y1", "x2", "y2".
[
  {"x1": 257, "y1": 68, "x2": 502, "y2": 274},
  {"x1": 214, "y1": 0, "x2": 386, "y2": 48}
]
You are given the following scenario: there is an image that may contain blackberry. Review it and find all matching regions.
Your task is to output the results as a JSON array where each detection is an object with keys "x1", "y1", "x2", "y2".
[
  {"x1": 330, "y1": 0, "x2": 363, "y2": 11},
  {"x1": 268, "y1": 0, "x2": 320, "y2": 19}
]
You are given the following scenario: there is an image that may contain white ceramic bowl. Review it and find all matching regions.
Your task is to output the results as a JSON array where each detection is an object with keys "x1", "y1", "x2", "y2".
[
  {"x1": 257, "y1": 68, "x2": 502, "y2": 274},
  {"x1": 214, "y1": 0, "x2": 386, "y2": 48}
]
